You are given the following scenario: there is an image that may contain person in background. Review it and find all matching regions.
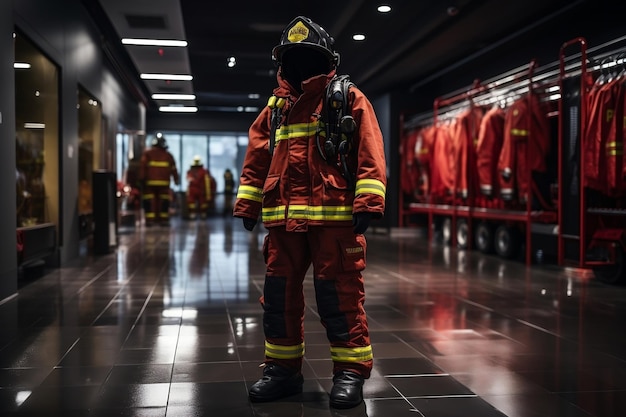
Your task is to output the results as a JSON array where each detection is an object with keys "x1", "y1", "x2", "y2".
[
  {"x1": 139, "y1": 133, "x2": 180, "y2": 226},
  {"x1": 233, "y1": 16, "x2": 387, "y2": 409},
  {"x1": 186, "y1": 155, "x2": 211, "y2": 220},
  {"x1": 223, "y1": 168, "x2": 235, "y2": 216}
]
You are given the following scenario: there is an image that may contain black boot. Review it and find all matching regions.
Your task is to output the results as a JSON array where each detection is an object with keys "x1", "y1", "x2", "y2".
[
  {"x1": 248, "y1": 363, "x2": 304, "y2": 402},
  {"x1": 329, "y1": 371, "x2": 365, "y2": 409}
]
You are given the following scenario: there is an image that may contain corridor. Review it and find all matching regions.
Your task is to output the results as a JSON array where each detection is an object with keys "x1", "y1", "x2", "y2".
[{"x1": 1, "y1": 216, "x2": 625, "y2": 416}]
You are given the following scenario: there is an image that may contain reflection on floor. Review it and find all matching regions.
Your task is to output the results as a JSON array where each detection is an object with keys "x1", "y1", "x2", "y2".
[{"x1": 1, "y1": 216, "x2": 626, "y2": 416}]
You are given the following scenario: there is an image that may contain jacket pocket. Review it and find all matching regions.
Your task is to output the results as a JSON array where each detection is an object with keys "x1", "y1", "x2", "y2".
[
  {"x1": 338, "y1": 234, "x2": 366, "y2": 272},
  {"x1": 320, "y1": 171, "x2": 353, "y2": 206},
  {"x1": 262, "y1": 174, "x2": 281, "y2": 207}
]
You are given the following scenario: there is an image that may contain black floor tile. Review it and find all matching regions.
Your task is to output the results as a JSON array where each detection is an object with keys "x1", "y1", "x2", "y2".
[{"x1": 1, "y1": 217, "x2": 626, "y2": 415}]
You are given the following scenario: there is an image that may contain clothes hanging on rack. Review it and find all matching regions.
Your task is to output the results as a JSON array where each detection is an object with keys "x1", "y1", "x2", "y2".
[
  {"x1": 451, "y1": 106, "x2": 484, "y2": 199},
  {"x1": 583, "y1": 71, "x2": 625, "y2": 197},
  {"x1": 430, "y1": 120, "x2": 456, "y2": 202},
  {"x1": 414, "y1": 125, "x2": 435, "y2": 199},
  {"x1": 497, "y1": 93, "x2": 551, "y2": 204},
  {"x1": 400, "y1": 129, "x2": 423, "y2": 201},
  {"x1": 476, "y1": 105, "x2": 506, "y2": 198}
]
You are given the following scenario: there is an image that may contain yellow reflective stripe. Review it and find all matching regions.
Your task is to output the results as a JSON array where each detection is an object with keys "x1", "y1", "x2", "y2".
[
  {"x1": 262, "y1": 205, "x2": 286, "y2": 221},
  {"x1": 355, "y1": 179, "x2": 386, "y2": 198},
  {"x1": 606, "y1": 141, "x2": 623, "y2": 156},
  {"x1": 148, "y1": 161, "x2": 170, "y2": 167},
  {"x1": 145, "y1": 213, "x2": 156, "y2": 218},
  {"x1": 237, "y1": 185, "x2": 263, "y2": 203},
  {"x1": 262, "y1": 205, "x2": 353, "y2": 222},
  {"x1": 265, "y1": 341, "x2": 305, "y2": 359},
  {"x1": 330, "y1": 345, "x2": 373, "y2": 363},
  {"x1": 510, "y1": 128, "x2": 529, "y2": 136},
  {"x1": 288, "y1": 205, "x2": 353, "y2": 221},
  {"x1": 275, "y1": 122, "x2": 321, "y2": 142},
  {"x1": 142, "y1": 194, "x2": 154, "y2": 199},
  {"x1": 146, "y1": 180, "x2": 170, "y2": 187}
]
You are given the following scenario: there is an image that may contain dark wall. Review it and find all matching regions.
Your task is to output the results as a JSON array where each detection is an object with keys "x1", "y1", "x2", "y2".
[
  {"x1": 8, "y1": 0, "x2": 143, "y2": 270},
  {"x1": 0, "y1": 0, "x2": 17, "y2": 301}
]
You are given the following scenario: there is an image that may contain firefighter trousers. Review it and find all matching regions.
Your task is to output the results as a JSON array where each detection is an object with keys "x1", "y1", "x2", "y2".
[{"x1": 260, "y1": 226, "x2": 373, "y2": 378}]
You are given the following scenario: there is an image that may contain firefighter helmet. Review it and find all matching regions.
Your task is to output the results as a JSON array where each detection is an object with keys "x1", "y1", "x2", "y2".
[
  {"x1": 192, "y1": 155, "x2": 202, "y2": 166},
  {"x1": 272, "y1": 16, "x2": 339, "y2": 67},
  {"x1": 151, "y1": 133, "x2": 168, "y2": 149}
]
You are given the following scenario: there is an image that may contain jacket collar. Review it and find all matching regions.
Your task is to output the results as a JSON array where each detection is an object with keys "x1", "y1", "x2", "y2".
[{"x1": 274, "y1": 69, "x2": 337, "y2": 99}]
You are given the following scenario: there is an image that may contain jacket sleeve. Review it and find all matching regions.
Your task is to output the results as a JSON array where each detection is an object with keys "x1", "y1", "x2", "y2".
[
  {"x1": 233, "y1": 107, "x2": 273, "y2": 219},
  {"x1": 169, "y1": 153, "x2": 180, "y2": 185},
  {"x1": 351, "y1": 87, "x2": 387, "y2": 218}
]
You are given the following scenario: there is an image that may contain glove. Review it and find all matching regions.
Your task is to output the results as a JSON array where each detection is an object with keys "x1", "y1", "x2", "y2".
[
  {"x1": 242, "y1": 217, "x2": 257, "y2": 231},
  {"x1": 352, "y1": 212, "x2": 372, "y2": 234}
]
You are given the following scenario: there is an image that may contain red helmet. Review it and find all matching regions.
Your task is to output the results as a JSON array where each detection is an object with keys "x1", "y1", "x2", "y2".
[{"x1": 272, "y1": 16, "x2": 339, "y2": 67}]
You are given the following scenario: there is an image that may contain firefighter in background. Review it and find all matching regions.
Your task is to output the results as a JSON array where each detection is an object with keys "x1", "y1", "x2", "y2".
[
  {"x1": 139, "y1": 133, "x2": 180, "y2": 226},
  {"x1": 234, "y1": 16, "x2": 386, "y2": 409},
  {"x1": 223, "y1": 168, "x2": 235, "y2": 215},
  {"x1": 186, "y1": 155, "x2": 211, "y2": 219}
]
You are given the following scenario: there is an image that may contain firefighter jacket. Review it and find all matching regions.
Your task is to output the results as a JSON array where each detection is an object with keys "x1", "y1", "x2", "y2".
[
  {"x1": 234, "y1": 70, "x2": 386, "y2": 231},
  {"x1": 452, "y1": 106, "x2": 484, "y2": 199},
  {"x1": 497, "y1": 94, "x2": 550, "y2": 203},
  {"x1": 186, "y1": 165, "x2": 211, "y2": 199},
  {"x1": 476, "y1": 106, "x2": 506, "y2": 197},
  {"x1": 139, "y1": 146, "x2": 180, "y2": 187}
]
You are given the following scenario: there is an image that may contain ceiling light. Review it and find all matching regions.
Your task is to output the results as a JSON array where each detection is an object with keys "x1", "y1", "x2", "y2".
[
  {"x1": 159, "y1": 106, "x2": 198, "y2": 113},
  {"x1": 24, "y1": 123, "x2": 45, "y2": 129},
  {"x1": 141, "y1": 73, "x2": 193, "y2": 81},
  {"x1": 377, "y1": 5, "x2": 391, "y2": 13},
  {"x1": 122, "y1": 38, "x2": 187, "y2": 47},
  {"x1": 14, "y1": 62, "x2": 31, "y2": 69},
  {"x1": 152, "y1": 93, "x2": 196, "y2": 100},
  {"x1": 248, "y1": 93, "x2": 260, "y2": 99},
  {"x1": 353, "y1": 34, "x2": 366, "y2": 41}
]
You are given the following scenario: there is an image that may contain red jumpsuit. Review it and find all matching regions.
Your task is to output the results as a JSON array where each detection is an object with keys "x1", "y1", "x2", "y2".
[
  {"x1": 400, "y1": 129, "x2": 422, "y2": 201},
  {"x1": 476, "y1": 106, "x2": 506, "y2": 198},
  {"x1": 497, "y1": 94, "x2": 550, "y2": 204},
  {"x1": 234, "y1": 69, "x2": 386, "y2": 379},
  {"x1": 430, "y1": 122, "x2": 455, "y2": 202},
  {"x1": 186, "y1": 164, "x2": 211, "y2": 217},
  {"x1": 139, "y1": 145, "x2": 179, "y2": 225},
  {"x1": 452, "y1": 107, "x2": 483, "y2": 199},
  {"x1": 414, "y1": 125, "x2": 435, "y2": 200}
]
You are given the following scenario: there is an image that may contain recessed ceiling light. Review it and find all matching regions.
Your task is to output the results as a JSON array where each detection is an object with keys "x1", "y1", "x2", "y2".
[
  {"x1": 152, "y1": 94, "x2": 196, "y2": 100},
  {"x1": 141, "y1": 73, "x2": 193, "y2": 81},
  {"x1": 353, "y1": 34, "x2": 366, "y2": 41},
  {"x1": 377, "y1": 5, "x2": 391, "y2": 13},
  {"x1": 122, "y1": 38, "x2": 187, "y2": 47},
  {"x1": 159, "y1": 106, "x2": 198, "y2": 113},
  {"x1": 14, "y1": 62, "x2": 31, "y2": 69}
]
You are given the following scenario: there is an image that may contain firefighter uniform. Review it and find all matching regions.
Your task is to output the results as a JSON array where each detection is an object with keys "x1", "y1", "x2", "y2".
[
  {"x1": 186, "y1": 156, "x2": 211, "y2": 219},
  {"x1": 139, "y1": 135, "x2": 180, "y2": 226},
  {"x1": 452, "y1": 106, "x2": 484, "y2": 199},
  {"x1": 430, "y1": 121, "x2": 456, "y2": 202},
  {"x1": 498, "y1": 94, "x2": 550, "y2": 204},
  {"x1": 476, "y1": 105, "x2": 506, "y2": 198},
  {"x1": 234, "y1": 16, "x2": 386, "y2": 408}
]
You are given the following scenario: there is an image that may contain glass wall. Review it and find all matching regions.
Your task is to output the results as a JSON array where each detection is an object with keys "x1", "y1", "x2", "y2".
[
  {"x1": 134, "y1": 132, "x2": 245, "y2": 195},
  {"x1": 14, "y1": 32, "x2": 59, "y2": 228}
]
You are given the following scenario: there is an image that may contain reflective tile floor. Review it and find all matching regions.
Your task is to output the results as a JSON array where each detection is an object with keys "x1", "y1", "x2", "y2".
[{"x1": 2, "y1": 215, "x2": 626, "y2": 416}]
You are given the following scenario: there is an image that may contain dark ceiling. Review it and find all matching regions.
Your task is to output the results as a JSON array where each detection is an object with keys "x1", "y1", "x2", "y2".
[{"x1": 93, "y1": 0, "x2": 623, "y2": 117}]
